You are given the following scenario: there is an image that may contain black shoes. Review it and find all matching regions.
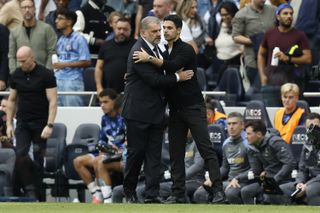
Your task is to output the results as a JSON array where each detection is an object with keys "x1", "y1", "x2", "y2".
[
  {"x1": 163, "y1": 195, "x2": 188, "y2": 204},
  {"x1": 202, "y1": 184, "x2": 226, "y2": 204},
  {"x1": 211, "y1": 190, "x2": 226, "y2": 204},
  {"x1": 125, "y1": 192, "x2": 138, "y2": 203},
  {"x1": 144, "y1": 196, "x2": 162, "y2": 204}
]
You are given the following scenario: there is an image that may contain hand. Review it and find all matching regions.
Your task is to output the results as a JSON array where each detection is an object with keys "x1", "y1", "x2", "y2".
[
  {"x1": 275, "y1": 51, "x2": 289, "y2": 62},
  {"x1": 0, "y1": 80, "x2": 6, "y2": 91},
  {"x1": 260, "y1": 171, "x2": 266, "y2": 178},
  {"x1": 260, "y1": 74, "x2": 268, "y2": 86},
  {"x1": 177, "y1": 70, "x2": 194, "y2": 81},
  {"x1": 226, "y1": 178, "x2": 240, "y2": 190},
  {"x1": 205, "y1": 37, "x2": 214, "y2": 46},
  {"x1": 41, "y1": 125, "x2": 53, "y2": 139},
  {"x1": 296, "y1": 183, "x2": 306, "y2": 198},
  {"x1": 133, "y1": 48, "x2": 149, "y2": 63},
  {"x1": 6, "y1": 124, "x2": 14, "y2": 139},
  {"x1": 203, "y1": 179, "x2": 212, "y2": 187}
]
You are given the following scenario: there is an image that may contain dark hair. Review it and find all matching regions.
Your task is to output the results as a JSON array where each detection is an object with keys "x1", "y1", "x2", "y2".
[
  {"x1": 306, "y1": 112, "x2": 320, "y2": 121},
  {"x1": 219, "y1": 1, "x2": 238, "y2": 34},
  {"x1": 164, "y1": 14, "x2": 183, "y2": 29},
  {"x1": 206, "y1": 101, "x2": 216, "y2": 112},
  {"x1": 245, "y1": 120, "x2": 267, "y2": 136},
  {"x1": 98, "y1": 88, "x2": 118, "y2": 100},
  {"x1": 227, "y1": 112, "x2": 244, "y2": 122},
  {"x1": 56, "y1": 8, "x2": 77, "y2": 26}
]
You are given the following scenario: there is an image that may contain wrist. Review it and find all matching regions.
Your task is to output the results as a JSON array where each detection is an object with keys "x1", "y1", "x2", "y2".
[
  {"x1": 148, "y1": 55, "x2": 154, "y2": 62},
  {"x1": 47, "y1": 123, "x2": 54, "y2": 128},
  {"x1": 287, "y1": 55, "x2": 292, "y2": 63}
]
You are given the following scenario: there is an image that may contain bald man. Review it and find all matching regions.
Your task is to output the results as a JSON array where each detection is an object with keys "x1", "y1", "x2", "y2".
[{"x1": 6, "y1": 46, "x2": 57, "y2": 201}]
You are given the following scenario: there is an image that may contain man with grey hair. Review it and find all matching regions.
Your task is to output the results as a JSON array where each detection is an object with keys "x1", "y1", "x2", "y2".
[{"x1": 121, "y1": 16, "x2": 194, "y2": 203}]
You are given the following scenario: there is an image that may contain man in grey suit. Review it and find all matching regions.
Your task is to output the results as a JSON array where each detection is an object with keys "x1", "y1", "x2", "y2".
[{"x1": 121, "y1": 16, "x2": 193, "y2": 203}]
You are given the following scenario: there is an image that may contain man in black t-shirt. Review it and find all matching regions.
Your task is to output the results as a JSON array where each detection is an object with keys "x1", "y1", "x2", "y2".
[
  {"x1": 6, "y1": 46, "x2": 57, "y2": 201},
  {"x1": 95, "y1": 18, "x2": 136, "y2": 93}
]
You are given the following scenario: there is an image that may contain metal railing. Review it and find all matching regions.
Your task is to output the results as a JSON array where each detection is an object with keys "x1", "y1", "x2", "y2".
[{"x1": 0, "y1": 91, "x2": 229, "y2": 107}]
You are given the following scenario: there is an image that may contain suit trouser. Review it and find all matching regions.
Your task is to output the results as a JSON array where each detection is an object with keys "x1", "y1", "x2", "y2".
[
  {"x1": 123, "y1": 119, "x2": 164, "y2": 198},
  {"x1": 168, "y1": 103, "x2": 222, "y2": 197},
  {"x1": 14, "y1": 120, "x2": 47, "y2": 200}
]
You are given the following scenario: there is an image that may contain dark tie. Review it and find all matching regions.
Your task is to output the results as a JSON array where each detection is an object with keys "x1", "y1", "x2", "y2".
[{"x1": 153, "y1": 46, "x2": 160, "y2": 58}]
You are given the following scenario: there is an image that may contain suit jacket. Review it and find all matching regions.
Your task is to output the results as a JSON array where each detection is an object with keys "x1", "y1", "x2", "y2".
[
  {"x1": 122, "y1": 38, "x2": 177, "y2": 124},
  {"x1": 161, "y1": 38, "x2": 204, "y2": 111}
]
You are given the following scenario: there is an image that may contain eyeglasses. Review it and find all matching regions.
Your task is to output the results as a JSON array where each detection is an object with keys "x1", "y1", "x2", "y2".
[
  {"x1": 21, "y1": 6, "x2": 34, "y2": 10},
  {"x1": 220, "y1": 13, "x2": 230, "y2": 17}
]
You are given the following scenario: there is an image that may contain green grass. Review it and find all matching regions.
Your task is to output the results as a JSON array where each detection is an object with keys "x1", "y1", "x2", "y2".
[{"x1": 0, "y1": 203, "x2": 319, "y2": 213}]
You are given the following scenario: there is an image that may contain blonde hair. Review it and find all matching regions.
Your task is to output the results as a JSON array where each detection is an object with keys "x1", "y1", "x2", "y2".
[
  {"x1": 176, "y1": 0, "x2": 193, "y2": 21},
  {"x1": 107, "y1": 11, "x2": 124, "y2": 23},
  {"x1": 281, "y1": 83, "x2": 300, "y2": 96}
]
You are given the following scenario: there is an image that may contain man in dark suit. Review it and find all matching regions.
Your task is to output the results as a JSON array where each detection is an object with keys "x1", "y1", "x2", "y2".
[
  {"x1": 121, "y1": 16, "x2": 194, "y2": 203},
  {"x1": 133, "y1": 15, "x2": 225, "y2": 204}
]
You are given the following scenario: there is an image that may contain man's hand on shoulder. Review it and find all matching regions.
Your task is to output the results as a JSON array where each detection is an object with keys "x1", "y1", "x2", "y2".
[{"x1": 177, "y1": 69, "x2": 194, "y2": 82}]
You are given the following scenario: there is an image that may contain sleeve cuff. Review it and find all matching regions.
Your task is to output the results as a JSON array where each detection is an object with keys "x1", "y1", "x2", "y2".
[{"x1": 175, "y1": 73, "x2": 180, "y2": 82}]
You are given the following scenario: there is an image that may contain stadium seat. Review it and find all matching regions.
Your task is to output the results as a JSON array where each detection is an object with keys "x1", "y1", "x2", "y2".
[
  {"x1": 296, "y1": 100, "x2": 311, "y2": 114},
  {"x1": 83, "y1": 67, "x2": 98, "y2": 106},
  {"x1": 214, "y1": 67, "x2": 243, "y2": 106},
  {"x1": 290, "y1": 125, "x2": 306, "y2": 165},
  {"x1": 207, "y1": 124, "x2": 228, "y2": 166},
  {"x1": 197, "y1": 67, "x2": 207, "y2": 91},
  {"x1": 244, "y1": 100, "x2": 273, "y2": 128},
  {"x1": 63, "y1": 123, "x2": 100, "y2": 202},
  {"x1": 42, "y1": 123, "x2": 68, "y2": 199},
  {"x1": 208, "y1": 99, "x2": 225, "y2": 114}
]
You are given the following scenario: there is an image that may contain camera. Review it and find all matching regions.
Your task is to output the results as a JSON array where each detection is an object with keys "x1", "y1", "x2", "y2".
[{"x1": 306, "y1": 124, "x2": 320, "y2": 149}]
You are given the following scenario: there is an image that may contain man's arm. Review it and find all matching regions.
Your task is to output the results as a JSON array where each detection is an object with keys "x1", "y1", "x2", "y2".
[
  {"x1": 133, "y1": 44, "x2": 195, "y2": 73},
  {"x1": 272, "y1": 140, "x2": 296, "y2": 183},
  {"x1": 94, "y1": 59, "x2": 104, "y2": 94},
  {"x1": 257, "y1": 45, "x2": 268, "y2": 86},
  {"x1": 38, "y1": 0, "x2": 49, "y2": 20},
  {"x1": 233, "y1": 35, "x2": 252, "y2": 46},
  {"x1": 134, "y1": 4, "x2": 143, "y2": 39},
  {"x1": 8, "y1": 31, "x2": 17, "y2": 74},
  {"x1": 41, "y1": 87, "x2": 57, "y2": 139},
  {"x1": 73, "y1": 11, "x2": 105, "y2": 47},
  {"x1": 275, "y1": 49, "x2": 312, "y2": 65},
  {"x1": 53, "y1": 60, "x2": 91, "y2": 70},
  {"x1": 6, "y1": 88, "x2": 17, "y2": 139},
  {"x1": 45, "y1": 25, "x2": 57, "y2": 69}
]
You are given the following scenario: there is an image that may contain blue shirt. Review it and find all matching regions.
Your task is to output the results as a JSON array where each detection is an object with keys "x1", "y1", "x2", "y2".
[
  {"x1": 99, "y1": 113, "x2": 126, "y2": 151},
  {"x1": 55, "y1": 31, "x2": 91, "y2": 81}
]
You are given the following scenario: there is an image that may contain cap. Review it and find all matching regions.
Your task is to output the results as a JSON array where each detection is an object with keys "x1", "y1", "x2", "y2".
[{"x1": 276, "y1": 3, "x2": 293, "y2": 15}]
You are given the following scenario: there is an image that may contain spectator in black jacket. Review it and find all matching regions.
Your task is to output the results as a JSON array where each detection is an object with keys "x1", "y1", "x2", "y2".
[
  {"x1": 242, "y1": 120, "x2": 295, "y2": 204},
  {"x1": 280, "y1": 112, "x2": 320, "y2": 206}
]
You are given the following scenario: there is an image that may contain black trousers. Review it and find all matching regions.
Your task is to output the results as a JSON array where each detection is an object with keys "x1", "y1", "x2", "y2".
[
  {"x1": 14, "y1": 119, "x2": 47, "y2": 200},
  {"x1": 168, "y1": 103, "x2": 222, "y2": 197},
  {"x1": 123, "y1": 119, "x2": 164, "y2": 198}
]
